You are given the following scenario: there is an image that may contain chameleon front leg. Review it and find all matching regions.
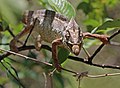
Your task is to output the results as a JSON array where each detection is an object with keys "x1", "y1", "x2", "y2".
[
  {"x1": 83, "y1": 32, "x2": 109, "y2": 44},
  {"x1": 52, "y1": 38, "x2": 63, "y2": 71}
]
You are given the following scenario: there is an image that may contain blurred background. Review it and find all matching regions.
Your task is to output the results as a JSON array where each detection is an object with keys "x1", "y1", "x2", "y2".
[{"x1": 0, "y1": 0, "x2": 120, "y2": 88}]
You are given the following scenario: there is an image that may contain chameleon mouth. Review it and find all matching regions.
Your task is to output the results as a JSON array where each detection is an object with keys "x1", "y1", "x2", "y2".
[
  {"x1": 66, "y1": 42, "x2": 81, "y2": 55},
  {"x1": 72, "y1": 45, "x2": 80, "y2": 56}
]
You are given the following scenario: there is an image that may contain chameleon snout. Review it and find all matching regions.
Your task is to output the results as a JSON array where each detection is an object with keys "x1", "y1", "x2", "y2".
[{"x1": 72, "y1": 45, "x2": 80, "y2": 56}]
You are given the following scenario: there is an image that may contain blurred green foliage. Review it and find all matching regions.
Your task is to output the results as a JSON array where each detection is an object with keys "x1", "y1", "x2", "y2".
[
  {"x1": 0, "y1": 0, "x2": 28, "y2": 24},
  {"x1": 0, "y1": 0, "x2": 120, "y2": 88}
]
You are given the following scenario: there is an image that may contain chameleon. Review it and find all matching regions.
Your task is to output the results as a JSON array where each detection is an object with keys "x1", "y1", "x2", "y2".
[{"x1": 10, "y1": 9, "x2": 109, "y2": 71}]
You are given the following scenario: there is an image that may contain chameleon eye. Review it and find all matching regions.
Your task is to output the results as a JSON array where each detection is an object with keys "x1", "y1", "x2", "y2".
[
  {"x1": 79, "y1": 29, "x2": 83, "y2": 38},
  {"x1": 65, "y1": 31, "x2": 70, "y2": 40},
  {"x1": 79, "y1": 33, "x2": 83, "y2": 38}
]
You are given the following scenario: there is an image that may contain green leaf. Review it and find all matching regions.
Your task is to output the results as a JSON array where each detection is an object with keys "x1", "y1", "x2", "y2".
[
  {"x1": 1, "y1": 60, "x2": 24, "y2": 87},
  {"x1": 48, "y1": 0, "x2": 76, "y2": 19},
  {"x1": 53, "y1": 73, "x2": 64, "y2": 88},
  {"x1": 95, "y1": 19, "x2": 120, "y2": 32},
  {"x1": 84, "y1": 19, "x2": 100, "y2": 27},
  {"x1": 84, "y1": 19, "x2": 100, "y2": 32},
  {"x1": 58, "y1": 48, "x2": 70, "y2": 64}
]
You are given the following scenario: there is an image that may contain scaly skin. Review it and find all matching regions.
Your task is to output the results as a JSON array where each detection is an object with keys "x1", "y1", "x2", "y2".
[{"x1": 10, "y1": 9, "x2": 109, "y2": 71}]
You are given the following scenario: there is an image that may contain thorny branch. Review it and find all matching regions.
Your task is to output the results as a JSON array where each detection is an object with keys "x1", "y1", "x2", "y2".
[{"x1": 0, "y1": 29, "x2": 120, "y2": 79}]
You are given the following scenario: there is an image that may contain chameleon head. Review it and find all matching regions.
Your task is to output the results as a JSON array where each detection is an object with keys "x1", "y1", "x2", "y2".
[{"x1": 62, "y1": 17, "x2": 83, "y2": 56}]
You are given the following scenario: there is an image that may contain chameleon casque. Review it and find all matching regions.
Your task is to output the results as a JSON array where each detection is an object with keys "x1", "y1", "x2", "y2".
[{"x1": 10, "y1": 9, "x2": 109, "y2": 71}]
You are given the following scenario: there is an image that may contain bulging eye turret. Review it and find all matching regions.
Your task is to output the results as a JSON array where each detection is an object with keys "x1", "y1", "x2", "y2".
[{"x1": 65, "y1": 31, "x2": 70, "y2": 40}]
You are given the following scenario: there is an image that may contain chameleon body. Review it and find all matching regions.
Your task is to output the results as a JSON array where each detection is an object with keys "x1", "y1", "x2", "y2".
[{"x1": 10, "y1": 9, "x2": 108, "y2": 71}]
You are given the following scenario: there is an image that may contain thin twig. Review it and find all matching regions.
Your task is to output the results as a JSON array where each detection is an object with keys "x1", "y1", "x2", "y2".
[
  {"x1": 0, "y1": 47, "x2": 80, "y2": 77},
  {"x1": 43, "y1": 72, "x2": 47, "y2": 88},
  {"x1": 88, "y1": 44, "x2": 104, "y2": 64},
  {"x1": 0, "y1": 43, "x2": 9, "y2": 45},
  {"x1": 61, "y1": 67, "x2": 79, "y2": 75},
  {"x1": 0, "y1": 45, "x2": 51, "y2": 60},
  {"x1": 109, "y1": 29, "x2": 120, "y2": 40},
  {"x1": 68, "y1": 55, "x2": 120, "y2": 69},
  {"x1": 82, "y1": 46, "x2": 90, "y2": 58},
  {"x1": 1, "y1": 47, "x2": 120, "y2": 80},
  {"x1": 0, "y1": 48, "x2": 52, "y2": 66},
  {"x1": 88, "y1": 29, "x2": 120, "y2": 63},
  {"x1": 6, "y1": 26, "x2": 23, "y2": 44},
  {"x1": 6, "y1": 26, "x2": 15, "y2": 37},
  {"x1": 1, "y1": 44, "x2": 120, "y2": 70},
  {"x1": 87, "y1": 73, "x2": 120, "y2": 78}
]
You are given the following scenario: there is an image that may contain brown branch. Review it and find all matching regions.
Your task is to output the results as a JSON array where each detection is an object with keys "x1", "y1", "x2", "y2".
[
  {"x1": 68, "y1": 56, "x2": 120, "y2": 69},
  {"x1": 6, "y1": 26, "x2": 15, "y2": 37},
  {"x1": 0, "y1": 44, "x2": 120, "y2": 70},
  {"x1": 109, "y1": 29, "x2": 120, "y2": 40},
  {"x1": 88, "y1": 29, "x2": 120, "y2": 63},
  {"x1": 1, "y1": 45, "x2": 120, "y2": 82},
  {"x1": 0, "y1": 45, "x2": 51, "y2": 60},
  {"x1": 0, "y1": 47, "x2": 52, "y2": 67},
  {"x1": 1, "y1": 46, "x2": 120, "y2": 80},
  {"x1": 6, "y1": 26, "x2": 23, "y2": 44},
  {"x1": 0, "y1": 29, "x2": 120, "y2": 73},
  {"x1": 88, "y1": 44, "x2": 104, "y2": 64},
  {"x1": 0, "y1": 47, "x2": 79, "y2": 75}
]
